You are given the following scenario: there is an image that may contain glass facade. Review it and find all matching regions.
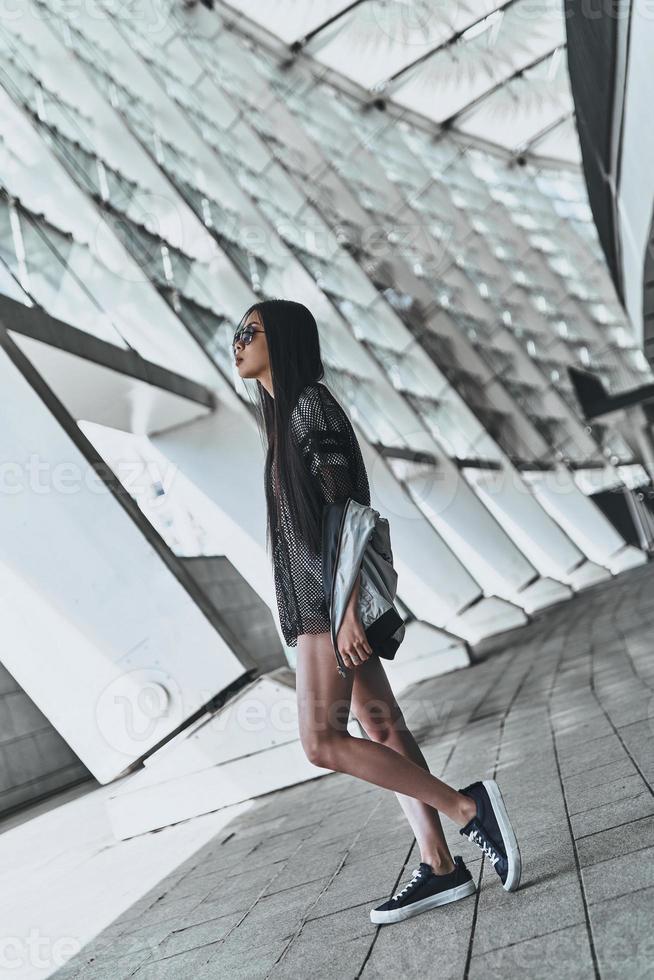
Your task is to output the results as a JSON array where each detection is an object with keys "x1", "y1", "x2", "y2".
[{"x1": 0, "y1": 0, "x2": 650, "y2": 504}]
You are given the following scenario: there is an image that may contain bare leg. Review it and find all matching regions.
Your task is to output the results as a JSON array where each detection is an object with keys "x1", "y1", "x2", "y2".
[
  {"x1": 295, "y1": 632, "x2": 476, "y2": 827},
  {"x1": 351, "y1": 654, "x2": 455, "y2": 873}
]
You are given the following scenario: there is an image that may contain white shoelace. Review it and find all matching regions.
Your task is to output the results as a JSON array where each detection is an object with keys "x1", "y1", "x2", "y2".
[
  {"x1": 392, "y1": 866, "x2": 424, "y2": 901},
  {"x1": 467, "y1": 828, "x2": 500, "y2": 866}
]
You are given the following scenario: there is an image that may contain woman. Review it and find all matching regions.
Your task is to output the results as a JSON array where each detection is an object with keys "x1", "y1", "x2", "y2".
[{"x1": 233, "y1": 299, "x2": 521, "y2": 924}]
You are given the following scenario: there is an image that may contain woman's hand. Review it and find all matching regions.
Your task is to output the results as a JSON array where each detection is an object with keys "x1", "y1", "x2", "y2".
[
  {"x1": 336, "y1": 571, "x2": 373, "y2": 670},
  {"x1": 337, "y1": 610, "x2": 373, "y2": 669}
]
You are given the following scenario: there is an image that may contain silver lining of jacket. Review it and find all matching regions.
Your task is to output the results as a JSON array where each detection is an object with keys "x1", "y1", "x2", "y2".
[{"x1": 330, "y1": 499, "x2": 405, "y2": 654}]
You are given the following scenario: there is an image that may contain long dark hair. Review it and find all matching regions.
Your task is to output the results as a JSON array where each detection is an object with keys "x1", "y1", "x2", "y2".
[{"x1": 237, "y1": 298, "x2": 327, "y2": 558}]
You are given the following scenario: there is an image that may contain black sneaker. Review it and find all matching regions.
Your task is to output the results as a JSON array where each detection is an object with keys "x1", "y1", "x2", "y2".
[
  {"x1": 458, "y1": 779, "x2": 522, "y2": 891},
  {"x1": 370, "y1": 855, "x2": 476, "y2": 924}
]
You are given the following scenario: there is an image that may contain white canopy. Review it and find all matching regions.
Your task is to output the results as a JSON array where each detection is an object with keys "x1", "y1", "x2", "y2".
[{"x1": 220, "y1": 0, "x2": 579, "y2": 165}]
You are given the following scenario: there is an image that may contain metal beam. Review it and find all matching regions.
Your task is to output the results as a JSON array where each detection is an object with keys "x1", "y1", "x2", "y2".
[
  {"x1": 442, "y1": 44, "x2": 566, "y2": 129},
  {"x1": 0, "y1": 293, "x2": 216, "y2": 409},
  {"x1": 290, "y1": 0, "x2": 368, "y2": 53},
  {"x1": 515, "y1": 110, "x2": 575, "y2": 157}
]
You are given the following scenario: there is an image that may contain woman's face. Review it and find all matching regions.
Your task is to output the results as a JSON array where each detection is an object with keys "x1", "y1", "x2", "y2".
[{"x1": 233, "y1": 308, "x2": 270, "y2": 380}]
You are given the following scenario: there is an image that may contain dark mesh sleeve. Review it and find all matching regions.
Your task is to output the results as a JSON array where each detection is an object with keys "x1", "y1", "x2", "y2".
[{"x1": 290, "y1": 384, "x2": 358, "y2": 505}]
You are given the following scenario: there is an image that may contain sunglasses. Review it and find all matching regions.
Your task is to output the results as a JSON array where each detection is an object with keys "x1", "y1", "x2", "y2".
[{"x1": 232, "y1": 324, "x2": 264, "y2": 355}]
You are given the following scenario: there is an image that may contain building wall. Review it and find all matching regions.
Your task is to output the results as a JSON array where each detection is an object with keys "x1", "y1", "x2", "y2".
[{"x1": 0, "y1": 661, "x2": 90, "y2": 819}]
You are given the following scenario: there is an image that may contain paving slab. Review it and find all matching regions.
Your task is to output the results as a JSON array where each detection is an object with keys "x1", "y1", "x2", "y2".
[
  {"x1": 589, "y1": 885, "x2": 654, "y2": 979},
  {"x1": 468, "y1": 923, "x2": 595, "y2": 980},
  {"x1": 576, "y1": 814, "x2": 654, "y2": 868}
]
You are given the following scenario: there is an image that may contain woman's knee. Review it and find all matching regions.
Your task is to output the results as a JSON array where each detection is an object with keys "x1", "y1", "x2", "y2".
[{"x1": 300, "y1": 733, "x2": 348, "y2": 770}]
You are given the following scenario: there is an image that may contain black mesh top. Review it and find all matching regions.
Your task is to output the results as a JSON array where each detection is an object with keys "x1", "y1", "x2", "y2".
[{"x1": 269, "y1": 381, "x2": 371, "y2": 648}]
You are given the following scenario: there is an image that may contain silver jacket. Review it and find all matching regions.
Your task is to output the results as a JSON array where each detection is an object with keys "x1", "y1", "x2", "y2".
[{"x1": 322, "y1": 497, "x2": 406, "y2": 676}]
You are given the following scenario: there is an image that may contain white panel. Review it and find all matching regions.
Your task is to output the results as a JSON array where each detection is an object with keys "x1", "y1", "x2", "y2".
[
  {"x1": 303, "y1": 0, "x2": 508, "y2": 90},
  {"x1": 149, "y1": 401, "x2": 280, "y2": 627},
  {"x1": 361, "y1": 441, "x2": 524, "y2": 625},
  {"x1": 530, "y1": 115, "x2": 581, "y2": 165},
  {"x1": 394, "y1": 5, "x2": 564, "y2": 123},
  {"x1": 0, "y1": 346, "x2": 245, "y2": 783},
  {"x1": 383, "y1": 620, "x2": 469, "y2": 691},
  {"x1": 446, "y1": 595, "x2": 526, "y2": 644},
  {"x1": 221, "y1": 0, "x2": 573, "y2": 162},
  {"x1": 522, "y1": 466, "x2": 630, "y2": 566},
  {"x1": 400, "y1": 460, "x2": 538, "y2": 602},
  {"x1": 11, "y1": 333, "x2": 213, "y2": 435},
  {"x1": 107, "y1": 740, "x2": 326, "y2": 839},
  {"x1": 458, "y1": 66, "x2": 572, "y2": 151},
  {"x1": 464, "y1": 465, "x2": 583, "y2": 579}
]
